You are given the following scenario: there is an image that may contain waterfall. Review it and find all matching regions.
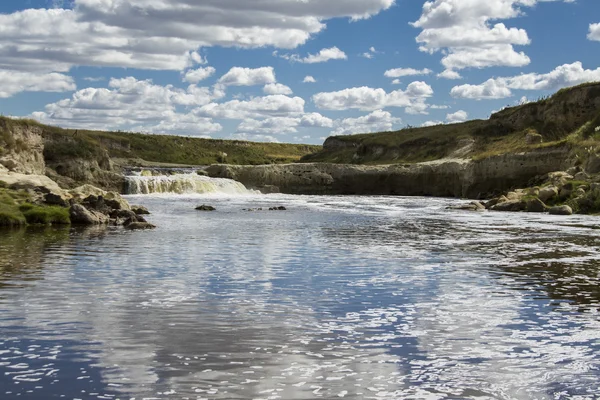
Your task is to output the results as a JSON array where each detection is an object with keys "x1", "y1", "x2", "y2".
[{"x1": 124, "y1": 173, "x2": 254, "y2": 195}]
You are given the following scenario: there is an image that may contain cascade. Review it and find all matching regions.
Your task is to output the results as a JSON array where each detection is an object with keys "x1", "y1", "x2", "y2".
[{"x1": 124, "y1": 173, "x2": 254, "y2": 195}]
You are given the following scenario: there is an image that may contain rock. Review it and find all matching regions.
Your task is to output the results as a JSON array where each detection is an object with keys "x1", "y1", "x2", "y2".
[
  {"x1": 490, "y1": 200, "x2": 527, "y2": 212},
  {"x1": 110, "y1": 209, "x2": 139, "y2": 221},
  {"x1": 195, "y1": 205, "x2": 216, "y2": 211},
  {"x1": 196, "y1": 169, "x2": 208, "y2": 176},
  {"x1": 124, "y1": 222, "x2": 156, "y2": 230},
  {"x1": 526, "y1": 187, "x2": 540, "y2": 197},
  {"x1": 585, "y1": 153, "x2": 600, "y2": 174},
  {"x1": 44, "y1": 192, "x2": 69, "y2": 207},
  {"x1": 269, "y1": 206, "x2": 287, "y2": 211},
  {"x1": 526, "y1": 198, "x2": 548, "y2": 213},
  {"x1": 566, "y1": 166, "x2": 582, "y2": 175},
  {"x1": 69, "y1": 184, "x2": 107, "y2": 201},
  {"x1": 506, "y1": 191, "x2": 522, "y2": 201},
  {"x1": 574, "y1": 171, "x2": 589, "y2": 181},
  {"x1": 525, "y1": 131, "x2": 543, "y2": 145},
  {"x1": 257, "y1": 185, "x2": 280, "y2": 194},
  {"x1": 131, "y1": 205, "x2": 150, "y2": 215},
  {"x1": 538, "y1": 186, "x2": 559, "y2": 202},
  {"x1": 575, "y1": 187, "x2": 587, "y2": 197},
  {"x1": 549, "y1": 205, "x2": 573, "y2": 216},
  {"x1": 69, "y1": 204, "x2": 109, "y2": 225},
  {"x1": 558, "y1": 182, "x2": 574, "y2": 200},
  {"x1": 449, "y1": 201, "x2": 485, "y2": 211},
  {"x1": 0, "y1": 157, "x2": 20, "y2": 171},
  {"x1": 104, "y1": 191, "x2": 131, "y2": 211},
  {"x1": 546, "y1": 171, "x2": 574, "y2": 187}
]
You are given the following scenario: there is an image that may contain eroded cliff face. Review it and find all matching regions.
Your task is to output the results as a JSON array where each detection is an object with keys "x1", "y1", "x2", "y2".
[
  {"x1": 0, "y1": 119, "x2": 45, "y2": 175},
  {"x1": 207, "y1": 147, "x2": 573, "y2": 199}
]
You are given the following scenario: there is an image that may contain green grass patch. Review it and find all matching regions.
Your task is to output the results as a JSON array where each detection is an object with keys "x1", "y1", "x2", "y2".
[{"x1": 21, "y1": 205, "x2": 70, "y2": 225}]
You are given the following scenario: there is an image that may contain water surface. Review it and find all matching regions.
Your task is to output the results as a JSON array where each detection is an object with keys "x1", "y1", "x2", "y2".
[{"x1": 1, "y1": 194, "x2": 600, "y2": 399}]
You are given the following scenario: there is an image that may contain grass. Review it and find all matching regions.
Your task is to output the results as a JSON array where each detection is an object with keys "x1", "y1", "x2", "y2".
[
  {"x1": 1, "y1": 116, "x2": 321, "y2": 167},
  {"x1": 0, "y1": 187, "x2": 70, "y2": 227},
  {"x1": 303, "y1": 82, "x2": 600, "y2": 165}
]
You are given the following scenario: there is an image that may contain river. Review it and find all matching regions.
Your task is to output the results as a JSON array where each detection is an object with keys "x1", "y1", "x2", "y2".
[{"x1": 1, "y1": 185, "x2": 600, "y2": 399}]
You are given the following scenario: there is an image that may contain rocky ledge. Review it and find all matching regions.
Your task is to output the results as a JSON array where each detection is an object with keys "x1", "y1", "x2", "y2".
[
  {"x1": 451, "y1": 169, "x2": 600, "y2": 216},
  {"x1": 0, "y1": 168, "x2": 154, "y2": 229}
]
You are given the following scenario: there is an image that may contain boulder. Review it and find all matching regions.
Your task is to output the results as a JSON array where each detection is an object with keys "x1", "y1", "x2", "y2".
[
  {"x1": 585, "y1": 153, "x2": 600, "y2": 174},
  {"x1": 538, "y1": 186, "x2": 558, "y2": 202},
  {"x1": 525, "y1": 132, "x2": 543, "y2": 145},
  {"x1": 574, "y1": 171, "x2": 589, "y2": 181},
  {"x1": 69, "y1": 204, "x2": 109, "y2": 225},
  {"x1": 484, "y1": 195, "x2": 509, "y2": 209},
  {"x1": 506, "y1": 191, "x2": 523, "y2": 201},
  {"x1": 449, "y1": 201, "x2": 485, "y2": 211},
  {"x1": 269, "y1": 206, "x2": 288, "y2": 211},
  {"x1": 196, "y1": 205, "x2": 216, "y2": 211},
  {"x1": 575, "y1": 187, "x2": 587, "y2": 197},
  {"x1": 526, "y1": 198, "x2": 548, "y2": 213},
  {"x1": 546, "y1": 171, "x2": 573, "y2": 187},
  {"x1": 490, "y1": 200, "x2": 527, "y2": 212},
  {"x1": 104, "y1": 191, "x2": 131, "y2": 211},
  {"x1": 549, "y1": 205, "x2": 573, "y2": 216},
  {"x1": 131, "y1": 205, "x2": 150, "y2": 215}
]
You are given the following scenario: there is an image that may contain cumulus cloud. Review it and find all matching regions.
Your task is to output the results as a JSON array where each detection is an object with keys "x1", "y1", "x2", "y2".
[
  {"x1": 331, "y1": 110, "x2": 401, "y2": 136},
  {"x1": 412, "y1": 0, "x2": 572, "y2": 73},
  {"x1": 421, "y1": 120, "x2": 444, "y2": 127},
  {"x1": 230, "y1": 133, "x2": 281, "y2": 143},
  {"x1": 197, "y1": 95, "x2": 305, "y2": 120},
  {"x1": 0, "y1": 70, "x2": 75, "y2": 98},
  {"x1": 589, "y1": 23, "x2": 600, "y2": 41},
  {"x1": 0, "y1": 0, "x2": 394, "y2": 82},
  {"x1": 280, "y1": 47, "x2": 348, "y2": 63},
  {"x1": 30, "y1": 77, "x2": 222, "y2": 135},
  {"x1": 303, "y1": 76, "x2": 317, "y2": 83},
  {"x1": 446, "y1": 110, "x2": 468, "y2": 123},
  {"x1": 263, "y1": 83, "x2": 293, "y2": 95},
  {"x1": 451, "y1": 61, "x2": 600, "y2": 100},
  {"x1": 361, "y1": 46, "x2": 381, "y2": 59},
  {"x1": 312, "y1": 82, "x2": 433, "y2": 113},
  {"x1": 438, "y1": 70, "x2": 462, "y2": 80},
  {"x1": 236, "y1": 112, "x2": 333, "y2": 135},
  {"x1": 183, "y1": 67, "x2": 216, "y2": 84},
  {"x1": 384, "y1": 68, "x2": 432, "y2": 78},
  {"x1": 217, "y1": 67, "x2": 276, "y2": 87}
]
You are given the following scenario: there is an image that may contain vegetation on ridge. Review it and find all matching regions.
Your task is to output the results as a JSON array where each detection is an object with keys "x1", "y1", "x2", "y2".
[
  {"x1": 302, "y1": 82, "x2": 600, "y2": 165},
  {"x1": 0, "y1": 117, "x2": 321, "y2": 166}
]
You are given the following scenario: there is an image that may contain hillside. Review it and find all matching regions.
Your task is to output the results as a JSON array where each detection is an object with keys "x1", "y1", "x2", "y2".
[{"x1": 302, "y1": 82, "x2": 600, "y2": 165}]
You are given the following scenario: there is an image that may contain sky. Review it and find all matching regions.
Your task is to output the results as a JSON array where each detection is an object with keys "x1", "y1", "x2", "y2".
[{"x1": 0, "y1": 0, "x2": 599, "y2": 144}]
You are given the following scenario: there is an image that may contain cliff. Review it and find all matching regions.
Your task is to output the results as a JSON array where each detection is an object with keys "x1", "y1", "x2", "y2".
[{"x1": 207, "y1": 146, "x2": 572, "y2": 198}]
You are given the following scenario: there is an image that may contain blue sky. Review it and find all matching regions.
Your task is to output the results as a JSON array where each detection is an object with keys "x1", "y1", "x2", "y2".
[{"x1": 0, "y1": 0, "x2": 599, "y2": 144}]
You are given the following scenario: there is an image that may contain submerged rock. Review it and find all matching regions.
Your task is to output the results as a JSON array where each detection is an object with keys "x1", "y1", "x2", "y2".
[
  {"x1": 124, "y1": 222, "x2": 156, "y2": 230},
  {"x1": 196, "y1": 205, "x2": 216, "y2": 211},
  {"x1": 269, "y1": 206, "x2": 287, "y2": 211},
  {"x1": 549, "y1": 205, "x2": 573, "y2": 216}
]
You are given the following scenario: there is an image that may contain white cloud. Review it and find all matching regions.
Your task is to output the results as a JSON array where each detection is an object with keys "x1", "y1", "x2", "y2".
[
  {"x1": 438, "y1": 70, "x2": 462, "y2": 80},
  {"x1": 391, "y1": 79, "x2": 401, "y2": 85},
  {"x1": 0, "y1": 70, "x2": 76, "y2": 98},
  {"x1": 451, "y1": 62, "x2": 600, "y2": 100},
  {"x1": 300, "y1": 113, "x2": 334, "y2": 128},
  {"x1": 230, "y1": 133, "x2": 281, "y2": 143},
  {"x1": 30, "y1": 77, "x2": 222, "y2": 135},
  {"x1": 235, "y1": 111, "x2": 333, "y2": 135},
  {"x1": 421, "y1": 120, "x2": 444, "y2": 127},
  {"x1": 217, "y1": 67, "x2": 276, "y2": 87},
  {"x1": 361, "y1": 46, "x2": 381, "y2": 59},
  {"x1": 283, "y1": 47, "x2": 348, "y2": 64},
  {"x1": 331, "y1": 110, "x2": 401, "y2": 136},
  {"x1": 589, "y1": 23, "x2": 600, "y2": 41},
  {"x1": 312, "y1": 81, "x2": 433, "y2": 112},
  {"x1": 446, "y1": 110, "x2": 468, "y2": 123},
  {"x1": 430, "y1": 105, "x2": 450, "y2": 109},
  {"x1": 384, "y1": 68, "x2": 432, "y2": 78},
  {"x1": 303, "y1": 76, "x2": 317, "y2": 83},
  {"x1": 237, "y1": 117, "x2": 301, "y2": 135},
  {"x1": 263, "y1": 83, "x2": 293, "y2": 95},
  {"x1": 0, "y1": 1, "x2": 394, "y2": 78},
  {"x1": 197, "y1": 95, "x2": 305, "y2": 120},
  {"x1": 450, "y1": 78, "x2": 513, "y2": 100},
  {"x1": 412, "y1": 0, "x2": 572, "y2": 73},
  {"x1": 183, "y1": 67, "x2": 216, "y2": 84}
]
